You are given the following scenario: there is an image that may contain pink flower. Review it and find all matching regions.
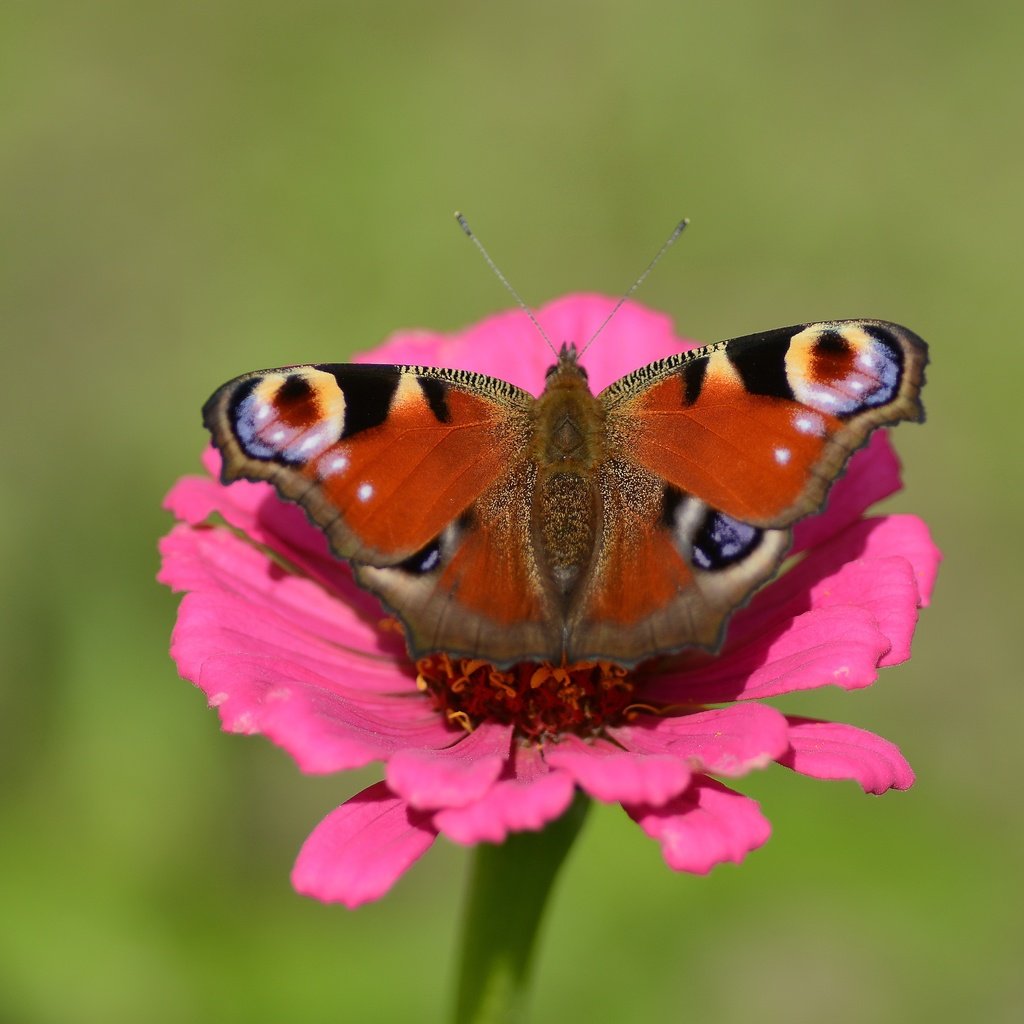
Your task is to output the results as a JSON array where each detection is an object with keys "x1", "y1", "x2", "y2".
[{"x1": 159, "y1": 294, "x2": 940, "y2": 907}]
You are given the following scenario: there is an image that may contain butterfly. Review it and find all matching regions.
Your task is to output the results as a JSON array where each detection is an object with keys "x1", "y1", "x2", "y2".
[{"x1": 203, "y1": 318, "x2": 927, "y2": 669}]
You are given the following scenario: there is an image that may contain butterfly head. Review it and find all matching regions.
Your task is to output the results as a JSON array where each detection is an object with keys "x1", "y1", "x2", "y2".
[{"x1": 544, "y1": 341, "x2": 589, "y2": 390}]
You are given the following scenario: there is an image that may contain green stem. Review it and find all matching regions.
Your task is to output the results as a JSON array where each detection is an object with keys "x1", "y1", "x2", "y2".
[{"x1": 453, "y1": 791, "x2": 591, "y2": 1024}]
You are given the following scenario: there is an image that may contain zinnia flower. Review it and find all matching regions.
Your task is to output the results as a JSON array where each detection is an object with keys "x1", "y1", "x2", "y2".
[{"x1": 159, "y1": 295, "x2": 940, "y2": 907}]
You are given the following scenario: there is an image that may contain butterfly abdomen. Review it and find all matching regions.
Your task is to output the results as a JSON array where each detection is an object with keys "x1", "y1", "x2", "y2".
[{"x1": 535, "y1": 472, "x2": 598, "y2": 595}]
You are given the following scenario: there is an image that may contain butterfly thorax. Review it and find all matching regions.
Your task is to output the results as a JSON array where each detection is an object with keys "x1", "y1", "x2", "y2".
[{"x1": 532, "y1": 345, "x2": 605, "y2": 600}]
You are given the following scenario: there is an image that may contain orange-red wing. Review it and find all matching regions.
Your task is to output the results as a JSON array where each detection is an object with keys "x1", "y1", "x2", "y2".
[
  {"x1": 566, "y1": 461, "x2": 791, "y2": 664},
  {"x1": 204, "y1": 363, "x2": 534, "y2": 564},
  {"x1": 355, "y1": 462, "x2": 563, "y2": 666},
  {"x1": 582, "y1": 473, "x2": 693, "y2": 628},
  {"x1": 602, "y1": 320, "x2": 927, "y2": 528}
]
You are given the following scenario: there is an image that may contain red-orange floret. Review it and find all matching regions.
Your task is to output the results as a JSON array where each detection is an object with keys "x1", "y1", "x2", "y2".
[{"x1": 416, "y1": 653, "x2": 639, "y2": 740}]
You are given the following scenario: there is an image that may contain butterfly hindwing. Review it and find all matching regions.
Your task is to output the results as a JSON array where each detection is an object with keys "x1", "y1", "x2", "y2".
[
  {"x1": 566, "y1": 462, "x2": 792, "y2": 663},
  {"x1": 355, "y1": 459, "x2": 568, "y2": 665}
]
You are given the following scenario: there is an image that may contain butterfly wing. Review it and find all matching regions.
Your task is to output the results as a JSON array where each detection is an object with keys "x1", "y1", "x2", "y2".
[
  {"x1": 566, "y1": 320, "x2": 927, "y2": 663},
  {"x1": 203, "y1": 363, "x2": 561, "y2": 664},
  {"x1": 602, "y1": 320, "x2": 927, "y2": 526}
]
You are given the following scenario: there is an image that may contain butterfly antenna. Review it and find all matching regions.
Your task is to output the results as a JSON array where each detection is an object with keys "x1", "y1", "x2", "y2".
[
  {"x1": 579, "y1": 218, "x2": 689, "y2": 358},
  {"x1": 455, "y1": 211, "x2": 558, "y2": 357}
]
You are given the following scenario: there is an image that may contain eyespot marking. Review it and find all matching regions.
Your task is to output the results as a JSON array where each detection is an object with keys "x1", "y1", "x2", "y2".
[
  {"x1": 787, "y1": 324, "x2": 906, "y2": 418},
  {"x1": 692, "y1": 510, "x2": 763, "y2": 571},
  {"x1": 397, "y1": 541, "x2": 442, "y2": 575}
]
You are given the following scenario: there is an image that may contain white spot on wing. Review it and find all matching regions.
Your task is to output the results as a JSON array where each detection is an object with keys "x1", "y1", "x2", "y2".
[
  {"x1": 323, "y1": 452, "x2": 350, "y2": 475},
  {"x1": 357, "y1": 482, "x2": 374, "y2": 502},
  {"x1": 270, "y1": 428, "x2": 286, "y2": 443},
  {"x1": 774, "y1": 447, "x2": 792, "y2": 465},
  {"x1": 793, "y1": 412, "x2": 824, "y2": 435},
  {"x1": 298, "y1": 428, "x2": 330, "y2": 454}
]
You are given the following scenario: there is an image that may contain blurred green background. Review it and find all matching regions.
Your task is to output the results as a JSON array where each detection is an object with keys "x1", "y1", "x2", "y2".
[{"x1": 2, "y1": 2, "x2": 1020, "y2": 1022}]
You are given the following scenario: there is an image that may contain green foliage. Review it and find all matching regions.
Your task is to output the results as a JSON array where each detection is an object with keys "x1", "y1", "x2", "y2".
[{"x1": 1, "y1": 1, "x2": 1020, "y2": 1021}]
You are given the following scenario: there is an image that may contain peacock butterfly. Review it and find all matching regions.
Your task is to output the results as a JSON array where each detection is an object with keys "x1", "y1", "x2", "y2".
[{"x1": 202, "y1": 314, "x2": 927, "y2": 669}]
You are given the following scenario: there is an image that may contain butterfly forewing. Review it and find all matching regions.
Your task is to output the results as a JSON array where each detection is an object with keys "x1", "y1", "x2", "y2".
[
  {"x1": 601, "y1": 319, "x2": 927, "y2": 529},
  {"x1": 204, "y1": 363, "x2": 533, "y2": 563}
]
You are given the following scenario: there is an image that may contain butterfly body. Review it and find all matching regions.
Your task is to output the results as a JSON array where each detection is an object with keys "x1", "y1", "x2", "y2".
[
  {"x1": 529, "y1": 345, "x2": 605, "y2": 599},
  {"x1": 204, "y1": 318, "x2": 927, "y2": 668}
]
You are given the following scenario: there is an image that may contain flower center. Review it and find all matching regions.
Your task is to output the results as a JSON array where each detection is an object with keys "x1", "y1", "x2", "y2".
[{"x1": 416, "y1": 653, "x2": 638, "y2": 739}]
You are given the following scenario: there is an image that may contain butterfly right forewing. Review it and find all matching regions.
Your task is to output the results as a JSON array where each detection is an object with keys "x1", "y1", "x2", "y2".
[{"x1": 602, "y1": 320, "x2": 927, "y2": 528}]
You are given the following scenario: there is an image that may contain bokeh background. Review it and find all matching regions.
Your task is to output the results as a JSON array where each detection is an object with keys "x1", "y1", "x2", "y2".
[{"x1": 2, "y1": 2, "x2": 1021, "y2": 1022}]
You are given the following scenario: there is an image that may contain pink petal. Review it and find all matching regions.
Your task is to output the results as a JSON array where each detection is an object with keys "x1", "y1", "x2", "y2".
[
  {"x1": 254, "y1": 679, "x2": 456, "y2": 774},
  {"x1": 362, "y1": 295, "x2": 692, "y2": 395},
  {"x1": 791, "y1": 431, "x2": 903, "y2": 554},
  {"x1": 650, "y1": 515, "x2": 934, "y2": 703},
  {"x1": 846, "y1": 513, "x2": 941, "y2": 609},
  {"x1": 433, "y1": 745, "x2": 575, "y2": 845},
  {"x1": 751, "y1": 514, "x2": 935, "y2": 668},
  {"x1": 778, "y1": 717, "x2": 914, "y2": 794},
  {"x1": 361, "y1": 311, "x2": 552, "y2": 397},
  {"x1": 164, "y1": 532, "x2": 461, "y2": 771},
  {"x1": 626, "y1": 778, "x2": 771, "y2": 873},
  {"x1": 385, "y1": 721, "x2": 513, "y2": 810},
  {"x1": 542, "y1": 735, "x2": 692, "y2": 807},
  {"x1": 612, "y1": 703, "x2": 791, "y2": 776},
  {"x1": 159, "y1": 525, "x2": 388, "y2": 667},
  {"x1": 171, "y1": 623, "x2": 453, "y2": 772},
  {"x1": 648, "y1": 605, "x2": 891, "y2": 704},
  {"x1": 291, "y1": 782, "x2": 437, "y2": 907},
  {"x1": 734, "y1": 516, "x2": 927, "y2": 646}
]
